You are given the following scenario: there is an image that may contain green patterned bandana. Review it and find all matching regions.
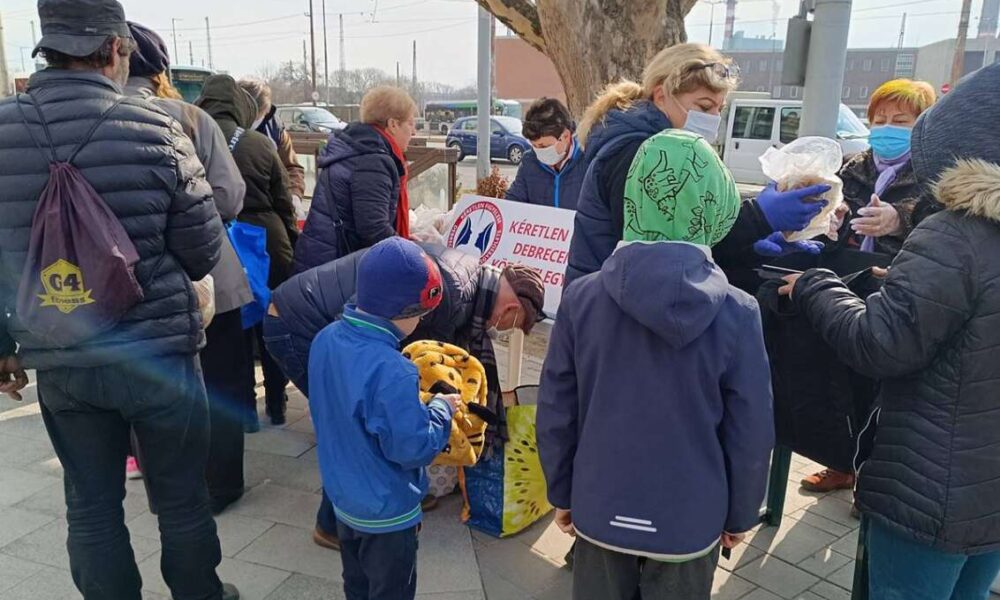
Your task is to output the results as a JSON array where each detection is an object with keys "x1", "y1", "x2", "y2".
[{"x1": 623, "y1": 129, "x2": 740, "y2": 247}]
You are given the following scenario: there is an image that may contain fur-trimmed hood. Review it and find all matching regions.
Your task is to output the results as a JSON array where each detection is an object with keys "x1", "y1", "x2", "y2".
[{"x1": 934, "y1": 159, "x2": 1000, "y2": 223}]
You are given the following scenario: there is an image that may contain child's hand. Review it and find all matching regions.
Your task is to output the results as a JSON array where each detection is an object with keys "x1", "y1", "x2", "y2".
[
  {"x1": 721, "y1": 532, "x2": 746, "y2": 549},
  {"x1": 439, "y1": 394, "x2": 463, "y2": 414},
  {"x1": 555, "y1": 509, "x2": 575, "y2": 537}
]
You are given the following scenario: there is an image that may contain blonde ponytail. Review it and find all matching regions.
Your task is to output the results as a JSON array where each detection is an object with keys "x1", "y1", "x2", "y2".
[
  {"x1": 152, "y1": 72, "x2": 183, "y2": 100},
  {"x1": 577, "y1": 80, "x2": 644, "y2": 145}
]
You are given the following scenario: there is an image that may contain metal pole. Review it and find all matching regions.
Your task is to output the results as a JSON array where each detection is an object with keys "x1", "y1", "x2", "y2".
[
  {"x1": 205, "y1": 17, "x2": 214, "y2": 70},
  {"x1": 950, "y1": 0, "x2": 974, "y2": 86},
  {"x1": 322, "y1": 0, "x2": 330, "y2": 104},
  {"x1": 412, "y1": 40, "x2": 417, "y2": 93},
  {"x1": 188, "y1": 40, "x2": 194, "y2": 65},
  {"x1": 476, "y1": 7, "x2": 493, "y2": 182},
  {"x1": 709, "y1": 3, "x2": 715, "y2": 48},
  {"x1": 800, "y1": 0, "x2": 852, "y2": 138},
  {"x1": 0, "y1": 12, "x2": 10, "y2": 97},
  {"x1": 309, "y1": 0, "x2": 317, "y2": 105},
  {"x1": 171, "y1": 18, "x2": 181, "y2": 63},
  {"x1": 338, "y1": 13, "x2": 346, "y2": 90}
]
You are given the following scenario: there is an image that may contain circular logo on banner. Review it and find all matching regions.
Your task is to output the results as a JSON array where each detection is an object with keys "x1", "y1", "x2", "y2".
[{"x1": 448, "y1": 201, "x2": 504, "y2": 263}]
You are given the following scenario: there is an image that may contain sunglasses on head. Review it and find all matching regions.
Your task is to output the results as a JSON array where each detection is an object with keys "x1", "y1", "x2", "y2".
[{"x1": 685, "y1": 62, "x2": 741, "y2": 81}]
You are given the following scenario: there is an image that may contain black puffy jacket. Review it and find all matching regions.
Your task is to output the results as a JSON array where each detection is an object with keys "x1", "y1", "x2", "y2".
[
  {"x1": 794, "y1": 159, "x2": 1000, "y2": 554},
  {"x1": 0, "y1": 70, "x2": 223, "y2": 369},
  {"x1": 272, "y1": 243, "x2": 481, "y2": 376}
]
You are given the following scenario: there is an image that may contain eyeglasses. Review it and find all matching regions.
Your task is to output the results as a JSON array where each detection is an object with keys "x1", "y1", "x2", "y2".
[{"x1": 685, "y1": 62, "x2": 741, "y2": 81}]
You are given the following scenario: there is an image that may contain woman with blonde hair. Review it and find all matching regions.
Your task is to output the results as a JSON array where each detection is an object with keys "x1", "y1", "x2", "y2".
[
  {"x1": 566, "y1": 43, "x2": 831, "y2": 288},
  {"x1": 293, "y1": 85, "x2": 419, "y2": 273}
]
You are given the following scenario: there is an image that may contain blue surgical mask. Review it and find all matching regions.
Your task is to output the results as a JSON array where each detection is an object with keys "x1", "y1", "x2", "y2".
[
  {"x1": 869, "y1": 125, "x2": 912, "y2": 160},
  {"x1": 683, "y1": 109, "x2": 722, "y2": 144}
]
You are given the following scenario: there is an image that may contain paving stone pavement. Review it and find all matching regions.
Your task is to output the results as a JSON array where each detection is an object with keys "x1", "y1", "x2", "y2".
[{"x1": 1, "y1": 336, "x2": 998, "y2": 599}]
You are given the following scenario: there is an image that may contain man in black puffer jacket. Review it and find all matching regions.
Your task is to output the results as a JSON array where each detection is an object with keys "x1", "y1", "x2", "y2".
[
  {"x1": 0, "y1": 2, "x2": 235, "y2": 599},
  {"x1": 782, "y1": 63, "x2": 1000, "y2": 599}
]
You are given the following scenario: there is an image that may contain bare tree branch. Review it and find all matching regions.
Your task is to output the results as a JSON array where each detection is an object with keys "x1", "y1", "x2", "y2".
[{"x1": 474, "y1": 0, "x2": 547, "y2": 54}]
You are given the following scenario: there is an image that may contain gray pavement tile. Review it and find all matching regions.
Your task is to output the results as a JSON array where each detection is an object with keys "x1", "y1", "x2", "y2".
[
  {"x1": 533, "y1": 568, "x2": 573, "y2": 600},
  {"x1": 748, "y1": 519, "x2": 838, "y2": 565},
  {"x1": 0, "y1": 506, "x2": 55, "y2": 548},
  {"x1": 227, "y1": 482, "x2": 322, "y2": 530},
  {"x1": 711, "y1": 567, "x2": 757, "y2": 600},
  {"x1": 244, "y1": 450, "x2": 323, "y2": 493},
  {"x1": 796, "y1": 547, "x2": 853, "y2": 579},
  {"x1": 0, "y1": 518, "x2": 158, "y2": 572},
  {"x1": 825, "y1": 562, "x2": 855, "y2": 592},
  {"x1": 235, "y1": 523, "x2": 341, "y2": 582},
  {"x1": 21, "y1": 455, "x2": 63, "y2": 479},
  {"x1": 129, "y1": 510, "x2": 275, "y2": 558},
  {"x1": 803, "y1": 498, "x2": 859, "y2": 529},
  {"x1": 416, "y1": 593, "x2": 486, "y2": 599},
  {"x1": 13, "y1": 479, "x2": 148, "y2": 524},
  {"x1": 782, "y1": 487, "x2": 825, "y2": 516},
  {"x1": 472, "y1": 539, "x2": 563, "y2": 596},
  {"x1": 0, "y1": 554, "x2": 46, "y2": 594},
  {"x1": 736, "y1": 556, "x2": 820, "y2": 599},
  {"x1": 470, "y1": 528, "x2": 501, "y2": 549},
  {"x1": 0, "y1": 566, "x2": 78, "y2": 600},
  {"x1": 480, "y1": 567, "x2": 536, "y2": 600},
  {"x1": 718, "y1": 540, "x2": 766, "y2": 573},
  {"x1": 300, "y1": 446, "x2": 319, "y2": 463},
  {"x1": 809, "y1": 580, "x2": 852, "y2": 600},
  {"x1": 0, "y1": 468, "x2": 60, "y2": 507},
  {"x1": 787, "y1": 508, "x2": 856, "y2": 539},
  {"x1": 138, "y1": 552, "x2": 291, "y2": 600},
  {"x1": 244, "y1": 428, "x2": 316, "y2": 458},
  {"x1": 509, "y1": 515, "x2": 573, "y2": 567},
  {"x1": 829, "y1": 529, "x2": 860, "y2": 559},
  {"x1": 0, "y1": 433, "x2": 55, "y2": 470},
  {"x1": 285, "y1": 414, "x2": 315, "y2": 435},
  {"x1": 739, "y1": 588, "x2": 783, "y2": 600},
  {"x1": 0, "y1": 401, "x2": 48, "y2": 441},
  {"x1": 263, "y1": 573, "x2": 347, "y2": 599},
  {"x1": 415, "y1": 497, "x2": 483, "y2": 595}
]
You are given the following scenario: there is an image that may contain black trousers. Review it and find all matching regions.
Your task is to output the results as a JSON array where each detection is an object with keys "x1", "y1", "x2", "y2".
[
  {"x1": 202, "y1": 309, "x2": 253, "y2": 502},
  {"x1": 249, "y1": 323, "x2": 288, "y2": 416},
  {"x1": 572, "y1": 537, "x2": 720, "y2": 600},
  {"x1": 337, "y1": 521, "x2": 419, "y2": 600},
  {"x1": 37, "y1": 354, "x2": 223, "y2": 600}
]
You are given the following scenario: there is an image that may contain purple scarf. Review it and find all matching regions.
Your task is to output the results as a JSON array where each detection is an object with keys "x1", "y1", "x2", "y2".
[{"x1": 860, "y1": 151, "x2": 911, "y2": 252}]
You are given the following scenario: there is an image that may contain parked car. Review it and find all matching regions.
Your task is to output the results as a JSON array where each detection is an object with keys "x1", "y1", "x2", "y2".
[
  {"x1": 446, "y1": 116, "x2": 531, "y2": 165},
  {"x1": 715, "y1": 93, "x2": 870, "y2": 185},
  {"x1": 277, "y1": 105, "x2": 347, "y2": 134}
]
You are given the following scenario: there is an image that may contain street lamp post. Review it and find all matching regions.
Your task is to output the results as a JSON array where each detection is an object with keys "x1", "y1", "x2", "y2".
[{"x1": 171, "y1": 18, "x2": 182, "y2": 63}]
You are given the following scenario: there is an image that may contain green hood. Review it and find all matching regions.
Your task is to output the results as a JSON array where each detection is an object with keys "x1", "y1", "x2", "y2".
[{"x1": 194, "y1": 74, "x2": 258, "y2": 136}]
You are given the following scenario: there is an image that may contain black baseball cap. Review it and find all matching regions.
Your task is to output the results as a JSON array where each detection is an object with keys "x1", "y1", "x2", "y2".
[{"x1": 32, "y1": 0, "x2": 131, "y2": 58}]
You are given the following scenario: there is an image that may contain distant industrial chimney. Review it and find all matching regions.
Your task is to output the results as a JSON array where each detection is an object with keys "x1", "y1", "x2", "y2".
[
  {"x1": 980, "y1": 0, "x2": 999, "y2": 37},
  {"x1": 723, "y1": 0, "x2": 738, "y2": 49}
]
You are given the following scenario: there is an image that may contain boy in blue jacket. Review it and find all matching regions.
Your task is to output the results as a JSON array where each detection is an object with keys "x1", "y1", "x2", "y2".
[
  {"x1": 538, "y1": 130, "x2": 774, "y2": 600},
  {"x1": 308, "y1": 237, "x2": 461, "y2": 600}
]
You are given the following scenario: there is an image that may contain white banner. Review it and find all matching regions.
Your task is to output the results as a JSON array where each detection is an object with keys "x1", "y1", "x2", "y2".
[{"x1": 446, "y1": 195, "x2": 575, "y2": 317}]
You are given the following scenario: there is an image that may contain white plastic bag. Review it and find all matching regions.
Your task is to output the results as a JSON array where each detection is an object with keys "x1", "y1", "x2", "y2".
[
  {"x1": 759, "y1": 136, "x2": 845, "y2": 242},
  {"x1": 410, "y1": 205, "x2": 449, "y2": 246},
  {"x1": 193, "y1": 275, "x2": 216, "y2": 329}
]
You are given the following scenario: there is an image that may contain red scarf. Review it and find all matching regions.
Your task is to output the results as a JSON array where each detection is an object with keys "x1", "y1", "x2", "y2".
[{"x1": 375, "y1": 126, "x2": 410, "y2": 239}]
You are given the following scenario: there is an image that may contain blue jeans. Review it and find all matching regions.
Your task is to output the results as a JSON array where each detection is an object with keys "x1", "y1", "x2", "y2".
[
  {"x1": 262, "y1": 314, "x2": 309, "y2": 396},
  {"x1": 337, "y1": 521, "x2": 418, "y2": 600},
  {"x1": 868, "y1": 518, "x2": 1000, "y2": 600},
  {"x1": 37, "y1": 355, "x2": 223, "y2": 600}
]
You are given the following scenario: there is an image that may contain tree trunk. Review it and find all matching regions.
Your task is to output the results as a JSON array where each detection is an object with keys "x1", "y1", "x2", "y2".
[{"x1": 477, "y1": 0, "x2": 697, "y2": 117}]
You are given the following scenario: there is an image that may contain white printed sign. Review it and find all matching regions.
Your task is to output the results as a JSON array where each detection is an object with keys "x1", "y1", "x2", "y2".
[{"x1": 446, "y1": 195, "x2": 575, "y2": 317}]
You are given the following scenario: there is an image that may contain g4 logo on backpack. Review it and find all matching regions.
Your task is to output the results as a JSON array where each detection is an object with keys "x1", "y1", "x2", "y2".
[{"x1": 37, "y1": 259, "x2": 95, "y2": 314}]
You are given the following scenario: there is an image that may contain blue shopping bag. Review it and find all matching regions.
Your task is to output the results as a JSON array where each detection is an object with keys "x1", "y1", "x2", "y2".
[{"x1": 227, "y1": 221, "x2": 271, "y2": 329}]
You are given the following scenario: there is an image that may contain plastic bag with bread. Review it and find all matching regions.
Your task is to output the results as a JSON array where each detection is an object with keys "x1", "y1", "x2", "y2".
[
  {"x1": 403, "y1": 341, "x2": 495, "y2": 467},
  {"x1": 759, "y1": 136, "x2": 845, "y2": 242}
]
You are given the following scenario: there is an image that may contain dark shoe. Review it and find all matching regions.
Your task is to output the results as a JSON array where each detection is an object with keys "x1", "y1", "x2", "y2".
[
  {"x1": 222, "y1": 583, "x2": 240, "y2": 600},
  {"x1": 312, "y1": 525, "x2": 341, "y2": 551},
  {"x1": 421, "y1": 494, "x2": 439, "y2": 512},
  {"x1": 210, "y1": 490, "x2": 244, "y2": 516},
  {"x1": 266, "y1": 394, "x2": 288, "y2": 426},
  {"x1": 243, "y1": 411, "x2": 260, "y2": 434},
  {"x1": 800, "y1": 469, "x2": 855, "y2": 493}
]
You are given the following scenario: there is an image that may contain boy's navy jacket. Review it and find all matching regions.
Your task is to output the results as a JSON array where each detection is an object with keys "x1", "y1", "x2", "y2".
[
  {"x1": 537, "y1": 242, "x2": 775, "y2": 560},
  {"x1": 308, "y1": 305, "x2": 454, "y2": 534},
  {"x1": 504, "y1": 137, "x2": 586, "y2": 210}
]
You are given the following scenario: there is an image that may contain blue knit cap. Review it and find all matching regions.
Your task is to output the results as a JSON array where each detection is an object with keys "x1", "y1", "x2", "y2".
[{"x1": 357, "y1": 238, "x2": 444, "y2": 320}]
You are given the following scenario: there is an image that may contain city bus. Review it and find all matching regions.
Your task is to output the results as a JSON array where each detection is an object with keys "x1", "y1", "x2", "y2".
[
  {"x1": 423, "y1": 99, "x2": 522, "y2": 134},
  {"x1": 170, "y1": 66, "x2": 215, "y2": 103}
]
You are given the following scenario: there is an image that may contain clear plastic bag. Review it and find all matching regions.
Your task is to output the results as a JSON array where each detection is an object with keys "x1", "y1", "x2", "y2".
[
  {"x1": 409, "y1": 205, "x2": 450, "y2": 246},
  {"x1": 193, "y1": 274, "x2": 216, "y2": 329},
  {"x1": 759, "y1": 136, "x2": 845, "y2": 242}
]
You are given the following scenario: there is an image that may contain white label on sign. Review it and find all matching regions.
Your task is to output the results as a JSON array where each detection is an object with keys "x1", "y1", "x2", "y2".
[{"x1": 447, "y1": 195, "x2": 575, "y2": 317}]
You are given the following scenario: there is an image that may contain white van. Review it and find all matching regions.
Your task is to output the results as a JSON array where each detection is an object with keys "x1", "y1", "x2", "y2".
[{"x1": 716, "y1": 93, "x2": 870, "y2": 185}]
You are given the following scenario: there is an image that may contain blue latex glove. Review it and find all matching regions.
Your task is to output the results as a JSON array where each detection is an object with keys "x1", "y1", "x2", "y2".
[
  {"x1": 753, "y1": 232, "x2": 825, "y2": 257},
  {"x1": 756, "y1": 182, "x2": 832, "y2": 233}
]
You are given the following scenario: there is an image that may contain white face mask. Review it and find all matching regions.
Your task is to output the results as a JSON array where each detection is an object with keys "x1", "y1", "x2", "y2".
[
  {"x1": 486, "y1": 308, "x2": 521, "y2": 340},
  {"x1": 535, "y1": 138, "x2": 567, "y2": 166},
  {"x1": 683, "y1": 109, "x2": 722, "y2": 144}
]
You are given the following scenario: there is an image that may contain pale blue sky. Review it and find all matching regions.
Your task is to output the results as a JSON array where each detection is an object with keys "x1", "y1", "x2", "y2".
[{"x1": 2, "y1": 0, "x2": 982, "y2": 83}]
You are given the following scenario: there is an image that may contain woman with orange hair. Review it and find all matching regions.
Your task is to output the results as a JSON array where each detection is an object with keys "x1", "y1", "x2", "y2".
[{"x1": 800, "y1": 78, "x2": 936, "y2": 496}]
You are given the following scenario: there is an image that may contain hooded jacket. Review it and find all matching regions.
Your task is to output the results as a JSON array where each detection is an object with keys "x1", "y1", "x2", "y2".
[
  {"x1": 505, "y1": 137, "x2": 586, "y2": 210},
  {"x1": 257, "y1": 104, "x2": 306, "y2": 198},
  {"x1": 125, "y1": 76, "x2": 251, "y2": 314},
  {"x1": 292, "y1": 122, "x2": 405, "y2": 274},
  {"x1": 538, "y1": 242, "x2": 774, "y2": 559},
  {"x1": 196, "y1": 75, "x2": 298, "y2": 288},
  {"x1": 270, "y1": 243, "x2": 480, "y2": 393},
  {"x1": 0, "y1": 70, "x2": 223, "y2": 367}
]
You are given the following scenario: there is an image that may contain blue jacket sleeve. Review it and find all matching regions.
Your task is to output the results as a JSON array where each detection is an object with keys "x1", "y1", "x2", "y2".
[
  {"x1": 536, "y1": 293, "x2": 579, "y2": 509},
  {"x1": 365, "y1": 373, "x2": 455, "y2": 470},
  {"x1": 505, "y1": 165, "x2": 530, "y2": 204},
  {"x1": 719, "y1": 301, "x2": 775, "y2": 533}
]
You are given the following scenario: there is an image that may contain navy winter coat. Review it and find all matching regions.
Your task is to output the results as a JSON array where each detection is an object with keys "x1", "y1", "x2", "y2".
[
  {"x1": 293, "y1": 123, "x2": 404, "y2": 274},
  {"x1": 272, "y1": 243, "x2": 480, "y2": 390},
  {"x1": 538, "y1": 242, "x2": 774, "y2": 559},
  {"x1": 505, "y1": 138, "x2": 586, "y2": 210},
  {"x1": 565, "y1": 101, "x2": 672, "y2": 285}
]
